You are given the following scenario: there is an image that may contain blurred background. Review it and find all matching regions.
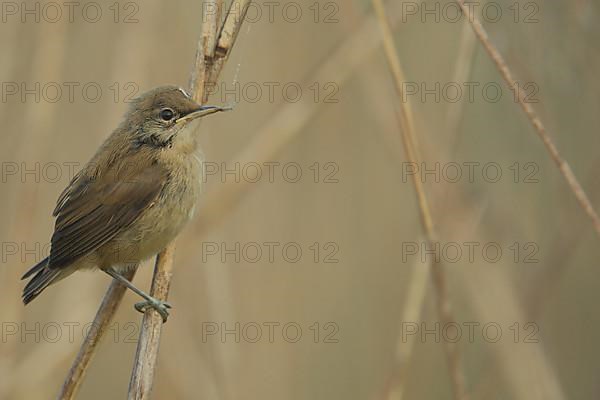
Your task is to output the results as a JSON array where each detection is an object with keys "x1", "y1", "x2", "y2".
[{"x1": 1, "y1": 0, "x2": 599, "y2": 399}]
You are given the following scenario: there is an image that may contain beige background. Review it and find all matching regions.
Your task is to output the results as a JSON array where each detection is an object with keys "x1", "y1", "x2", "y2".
[{"x1": 0, "y1": 0, "x2": 599, "y2": 399}]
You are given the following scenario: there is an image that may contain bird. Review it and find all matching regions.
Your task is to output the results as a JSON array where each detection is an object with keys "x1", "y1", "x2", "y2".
[{"x1": 21, "y1": 86, "x2": 229, "y2": 322}]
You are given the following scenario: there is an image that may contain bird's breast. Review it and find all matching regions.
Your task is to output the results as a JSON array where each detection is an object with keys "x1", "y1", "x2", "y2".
[{"x1": 110, "y1": 153, "x2": 202, "y2": 264}]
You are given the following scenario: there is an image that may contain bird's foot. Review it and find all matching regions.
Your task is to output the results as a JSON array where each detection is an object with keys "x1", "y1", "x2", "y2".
[{"x1": 134, "y1": 298, "x2": 172, "y2": 323}]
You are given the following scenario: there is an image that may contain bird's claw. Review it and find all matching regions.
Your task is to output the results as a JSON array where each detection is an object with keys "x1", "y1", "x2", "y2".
[{"x1": 134, "y1": 299, "x2": 172, "y2": 323}]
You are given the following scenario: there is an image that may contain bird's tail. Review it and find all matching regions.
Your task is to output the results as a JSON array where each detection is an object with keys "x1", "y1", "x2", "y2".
[{"x1": 21, "y1": 257, "x2": 63, "y2": 304}]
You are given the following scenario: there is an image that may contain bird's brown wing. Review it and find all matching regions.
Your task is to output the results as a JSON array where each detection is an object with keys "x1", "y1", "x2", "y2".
[{"x1": 48, "y1": 161, "x2": 168, "y2": 270}]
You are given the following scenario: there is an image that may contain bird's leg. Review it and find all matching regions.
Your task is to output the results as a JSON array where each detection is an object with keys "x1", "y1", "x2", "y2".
[{"x1": 103, "y1": 268, "x2": 171, "y2": 322}]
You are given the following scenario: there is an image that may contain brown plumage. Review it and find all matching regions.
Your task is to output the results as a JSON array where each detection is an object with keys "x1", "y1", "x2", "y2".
[{"x1": 22, "y1": 86, "x2": 228, "y2": 320}]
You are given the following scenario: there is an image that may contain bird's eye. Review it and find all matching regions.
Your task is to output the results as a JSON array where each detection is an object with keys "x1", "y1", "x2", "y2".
[{"x1": 159, "y1": 108, "x2": 175, "y2": 121}]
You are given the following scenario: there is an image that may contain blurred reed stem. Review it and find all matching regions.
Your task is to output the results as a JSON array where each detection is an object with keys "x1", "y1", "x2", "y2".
[
  {"x1": 371, "y1": 1, "x2": 469, "y2": 399},
  {"x1": 455, "y1": 0, "x2": 600, "y2": 237}
]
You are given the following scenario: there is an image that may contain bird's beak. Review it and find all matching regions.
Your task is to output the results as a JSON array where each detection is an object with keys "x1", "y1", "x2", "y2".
[{"x1": 177, "y1": 105, "x2": 231, "y2": 123}]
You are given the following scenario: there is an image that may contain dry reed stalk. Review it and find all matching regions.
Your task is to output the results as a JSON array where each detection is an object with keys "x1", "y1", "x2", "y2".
[
  {"x1": 371, "y1": 1, "x2": 469, "y2": 399},
  {"x1": 57, "y1": 269, "x2": 136, "y2": 399},
  {"x1": 127, "y1": 244, "x2": 176, "y2": 399},
  {"x1": 128, "y1": 1, "x2": 250, "y2": 399},
  {"x1": 455, "y1": 0, "x2": 600, "y2": 236}
]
